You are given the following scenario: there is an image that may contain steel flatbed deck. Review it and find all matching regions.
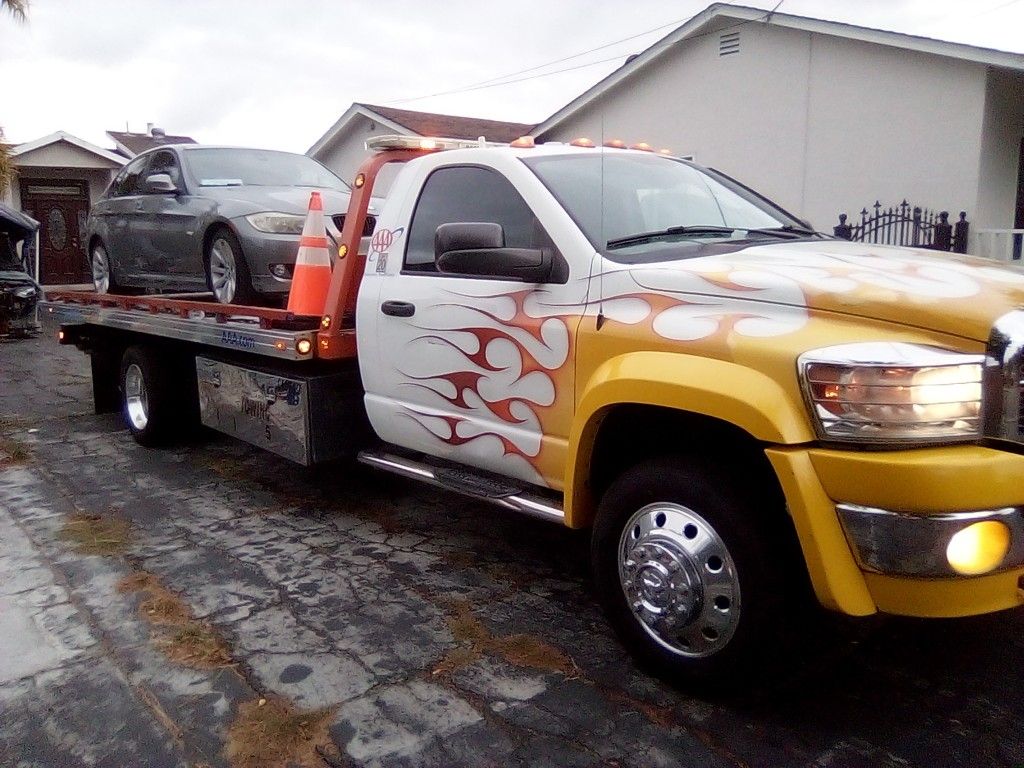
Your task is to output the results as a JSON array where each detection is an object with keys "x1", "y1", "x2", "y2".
[{"x1": 41, "y1": 290, "x2": 350, "y2": 362}]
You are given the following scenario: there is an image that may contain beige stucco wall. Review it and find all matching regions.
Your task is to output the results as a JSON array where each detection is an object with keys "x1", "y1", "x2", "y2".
[
  {"x1": 4, "y1": 140, "x2": 121, "y2": 209},
  {"x1": 312, "y1": 114, "x2": 405, "y2": 193},
  {"x1": 541, "y1": 23, "x2": 1003, "y2": 235}
]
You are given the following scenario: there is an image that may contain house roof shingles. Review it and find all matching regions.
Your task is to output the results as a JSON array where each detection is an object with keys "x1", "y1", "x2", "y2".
[
  {"x1": 359, "y1": 104, "x2": 535, "y2": 142},
  {"x1": 106, "y1": 130, "x2": 197, "y2": 157}
]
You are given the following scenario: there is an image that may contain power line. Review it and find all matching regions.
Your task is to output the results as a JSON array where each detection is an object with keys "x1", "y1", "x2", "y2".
[{"x1": 389, "y1": 8, "x2": 776, "y2": 106}]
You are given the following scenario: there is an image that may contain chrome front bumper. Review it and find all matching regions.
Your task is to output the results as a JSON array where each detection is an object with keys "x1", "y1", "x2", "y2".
[{"x1": 837, "y1": 503, "x2": 1024, "y2": 577}]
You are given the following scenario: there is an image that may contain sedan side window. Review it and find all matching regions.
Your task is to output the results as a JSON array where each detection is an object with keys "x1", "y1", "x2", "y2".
[
  {"x1": 112, "y1": 156, "x2": 150, "y2": 197},
  {"x1": 147, "y1": 150, "x2": 183, "y2": 190},
  {"x1": 404, "y1": 165, "x2": 560, "y2": 276}
]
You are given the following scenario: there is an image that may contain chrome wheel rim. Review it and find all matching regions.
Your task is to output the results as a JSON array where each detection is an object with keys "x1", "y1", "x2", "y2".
[
  {"x1": 124, "y1": 363, "x2": 148, "y2": 430},
  {"x1": 91, "y1": 245, "x2": 110, "y2": 294},
  {"x1": 618, "y1": 502, "x2": 740, "y2": 658},
  {"x1": 209, "y1": 238, "x2": 237, "y2": 304}
]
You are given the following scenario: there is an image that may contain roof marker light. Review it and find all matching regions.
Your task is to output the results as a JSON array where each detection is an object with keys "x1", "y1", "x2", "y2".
[
  {"x1": 510, "y1": 136, "x2": 536, "y2": 148},
  {"x1": 354, "y1": 173, "x2": 365, "y2": 188},
  {"x1": 420, "y1": 138, "x2": 439, "y2": 150},
  {"x1": 604, "y1": 139, "x2": 627, "y2": 149},
  {"x1": 366, "y1": 134, "x2": 507, "y2": 152},
  {"x1": 630, "y1": 142, "x2": 654, "y2": 152},
  {"x1": 570, "y1": 137, "x2": 596, "y2": 148},
  {"x1": 659, "y1": 148, "x2": 673, "y2": 155}
]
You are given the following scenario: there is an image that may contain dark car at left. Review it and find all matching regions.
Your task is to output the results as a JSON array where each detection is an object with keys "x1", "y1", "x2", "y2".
[{"x1": 86, "y1": 145, "x2": 375, "y2": 305}]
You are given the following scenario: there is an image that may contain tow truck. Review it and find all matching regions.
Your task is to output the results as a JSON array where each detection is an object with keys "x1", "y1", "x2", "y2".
[{"x1": 45, "y1": 134, "x2": 1024, "y2": 685}]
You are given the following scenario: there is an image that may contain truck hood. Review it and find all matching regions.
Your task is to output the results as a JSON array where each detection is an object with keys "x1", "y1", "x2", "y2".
[
  {"x1": 204, "y1": 186, "x2": 385, "y2": 218},
  {"x1": 623, "y1": 239, "x2": 1024, "y2": 342}
]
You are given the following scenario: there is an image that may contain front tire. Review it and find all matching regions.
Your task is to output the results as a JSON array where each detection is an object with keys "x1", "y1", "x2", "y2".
[
  {"x1": 205, "y1": 228, "x2": 257, "y2": 305},
  {"x1": 591, "y1": 456, "x2": 808, "y2": 688}
]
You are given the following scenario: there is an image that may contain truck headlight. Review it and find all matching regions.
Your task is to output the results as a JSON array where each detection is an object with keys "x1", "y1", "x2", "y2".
[
  {"x1": 245, "y1": 212, "x2": 305, "y2": 234},
  {"x1": 798, "y1": 342, "x2": 984, "y2": 444}
]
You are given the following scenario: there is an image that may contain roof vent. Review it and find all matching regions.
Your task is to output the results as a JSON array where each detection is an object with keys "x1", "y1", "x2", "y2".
[
  {"x1": 719, "y1": 31, "x2": 740, "y2": 56},
  {"x1": 151, "y1": 126, "x2": 166, "y2": 138}
]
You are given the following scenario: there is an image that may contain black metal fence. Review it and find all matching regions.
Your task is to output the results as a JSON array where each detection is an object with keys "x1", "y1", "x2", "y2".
[{"x1": 833, "y1": 201, "x2": 969, "y2": 253}]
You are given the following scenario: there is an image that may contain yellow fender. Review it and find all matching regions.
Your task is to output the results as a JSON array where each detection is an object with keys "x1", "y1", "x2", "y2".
[{"x1": 564, "y1": 351, "x2": 815, "y2": 529}]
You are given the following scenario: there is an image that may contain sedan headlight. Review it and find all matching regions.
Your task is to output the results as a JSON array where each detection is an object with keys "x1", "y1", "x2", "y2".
[
  {"x1": 245, "y1": 212, "x2": 306, "y2": 234},
  {"x1": 798, "y1": 342, "x2": 984, "y2": 444}
]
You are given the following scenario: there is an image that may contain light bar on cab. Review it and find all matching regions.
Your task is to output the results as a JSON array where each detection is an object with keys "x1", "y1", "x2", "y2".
[{"x1": 365, "y1": 134, "x2": 508, "y2": 152}]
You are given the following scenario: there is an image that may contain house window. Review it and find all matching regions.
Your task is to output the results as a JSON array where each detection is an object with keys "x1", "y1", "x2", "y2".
[{"x1": 719, "y1": 31, "x2": 740, "y2": 56}]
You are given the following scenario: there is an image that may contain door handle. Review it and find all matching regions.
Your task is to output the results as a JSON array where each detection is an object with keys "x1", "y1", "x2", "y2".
[{"x1": 381, "y1": 300, "x2": 415, "y2": 317}]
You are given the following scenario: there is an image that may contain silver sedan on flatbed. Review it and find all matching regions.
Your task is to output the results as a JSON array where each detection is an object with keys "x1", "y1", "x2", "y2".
[{"x1": 86, "y1": 145, "x2": 377, "y2": 305}]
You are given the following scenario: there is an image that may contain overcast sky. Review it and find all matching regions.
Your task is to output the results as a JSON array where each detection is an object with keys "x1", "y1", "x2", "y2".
[{"x1": 2, "y1": 0, "x2": 1022, "y2": 154}]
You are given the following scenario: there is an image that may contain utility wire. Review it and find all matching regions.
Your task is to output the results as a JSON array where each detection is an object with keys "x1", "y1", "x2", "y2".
[{"x1": 389, "y1": 8, "x2": 778, "y2": 105}]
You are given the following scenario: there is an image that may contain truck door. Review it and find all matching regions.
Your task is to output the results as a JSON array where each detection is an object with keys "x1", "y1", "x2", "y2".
[{"x1": 367, "y1": 163, "x2": 587, "y2": 490}]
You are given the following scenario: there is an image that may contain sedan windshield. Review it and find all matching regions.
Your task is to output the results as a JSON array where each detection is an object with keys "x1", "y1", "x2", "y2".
[
  {"x1": 185, "y1": 148, "x2": 349, "y2": 190},
  {"x1": 523, "y1": 153, "x2": 807, "y2": 262}
]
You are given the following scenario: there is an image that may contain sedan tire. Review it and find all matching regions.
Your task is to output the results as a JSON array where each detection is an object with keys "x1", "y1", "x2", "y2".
[{"x1": 206, "y1": 228, "x2": 258, "y2": 306}]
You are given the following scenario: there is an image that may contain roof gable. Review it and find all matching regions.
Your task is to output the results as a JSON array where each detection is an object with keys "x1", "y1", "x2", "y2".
[
  {"x1": 10, "y1": 131, "x2": 127, "y2": 167},
  {"x1": 535, "y1": 3, "x2": 1024, "y2": 136},
  {"x1": 307, "y1": 103, "x2": 534, "y2": 158}
]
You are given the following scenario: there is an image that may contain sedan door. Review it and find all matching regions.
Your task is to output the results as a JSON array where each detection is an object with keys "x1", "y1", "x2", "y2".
[
  {"x1": 98, "y1": 155, "x2": 150, "y2": 282},
  {"x1": 132, "y1": 149, "x2": 205, "y2": 290}
]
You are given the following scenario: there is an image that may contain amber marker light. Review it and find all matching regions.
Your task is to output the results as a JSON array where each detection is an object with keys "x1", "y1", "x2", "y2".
[
  {"x1": 419, "y1": 138, "x2": 439, "y2": 150},
  {"x1": 630, "y1": 142, "x2": 653, "y2": 152},
  {"x1": 320, "y1": 338, "x2": 329, "y2": 349},
  {"x1": 659, "y1": 148, "x2": 673, "y2": 155},
  {"x1": 338, "y1": 244, "x2": 348, "y2": 259},
  {"x1": 946, "y1": 520, "x2": 1011, "y2": 575},
  {"x1": 296, "y1": 339, "x2": 312, "y2": 355},
  {"x1": 604, "y1": 139, "x2": 627, "y2": 149},
  {"x1": 57, "y1": 330, "x2": 65, "y2": 341},
  {"x1": 274, "y1": 340, "x2": 286, "y2": 351},
  {"x1": 570, "y1": 137, "x2": 596, "y2": 148},
  {"x1": 510, "y1": 136, "x2": 535, "y2": 148},
  {"x1": 321, "y1": 315, "x2": 331, "y2": 330},
  {"x1": 354, "y1": 173, "x2": 365, "y2": 189}
]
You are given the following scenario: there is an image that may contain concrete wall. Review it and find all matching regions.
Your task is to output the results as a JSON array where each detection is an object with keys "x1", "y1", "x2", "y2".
[{"x1": 541, "y1": 23, "x2": 997, "y2": 233}]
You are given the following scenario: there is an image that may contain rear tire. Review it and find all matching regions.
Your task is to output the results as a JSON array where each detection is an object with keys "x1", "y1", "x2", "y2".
[
  {"x1": 205, "y1": 228, "x2": 258, "y2": 305},
  {"x1": 591, "y1": 455, "x2": 811, "y2": 690},
  {"x1": 119, "y1": 345, "x2": 198, "y2": 447}
]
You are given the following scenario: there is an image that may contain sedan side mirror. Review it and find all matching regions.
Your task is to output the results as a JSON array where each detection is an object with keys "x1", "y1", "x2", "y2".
[
  {"x1": 144, "y1": 173, "x2": 178, "y2": 194},
  {"x1": 435, "y1": 222, "x2": 551, "y2": 282}
]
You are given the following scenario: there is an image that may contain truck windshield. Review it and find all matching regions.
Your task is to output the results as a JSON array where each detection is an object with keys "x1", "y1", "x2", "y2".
[
  {"x1": 522, "y1": 153, "x2": 806, "y2": 262},
  {"x1": 185, "y1": 148, "x2": 349, "y2": 190}
]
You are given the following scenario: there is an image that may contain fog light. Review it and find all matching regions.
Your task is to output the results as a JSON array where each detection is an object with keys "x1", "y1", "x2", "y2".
[
  {"x1": 946, "y1": 521, "x2": 1011, "y2": 576},
  {"x1": 270, "y1": 264, "x2": 290, "y2": 279},
  {"x1": 296, "y1": 339, "x2": 312, "y2": 355}
]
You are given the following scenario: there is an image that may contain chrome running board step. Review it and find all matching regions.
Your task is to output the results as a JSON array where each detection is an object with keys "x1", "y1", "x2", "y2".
[{"x1": 357, "y1": 450, "x2": 565, "y2": 524}]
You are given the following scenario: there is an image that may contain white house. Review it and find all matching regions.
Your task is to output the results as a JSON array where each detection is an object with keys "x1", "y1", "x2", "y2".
[
  {"x1": 3, "y1": 126, "x2": 196, "y2": 284},
  {"x1": 3, "y1": 132, "x2": 126, "y2": 284},
  {"x1": 533, "y1": 3, "x2": 1024, "y2": 256},
  {"x1": 308, "y1": 103, "x2": 535, "y2": 192}
]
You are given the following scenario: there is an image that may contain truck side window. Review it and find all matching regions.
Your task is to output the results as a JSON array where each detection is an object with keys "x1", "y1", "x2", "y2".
[{"x1": 404, "y1": 165, "x2": 558, "y2": 275}]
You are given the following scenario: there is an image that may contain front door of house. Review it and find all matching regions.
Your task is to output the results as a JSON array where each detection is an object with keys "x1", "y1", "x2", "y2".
[{"x1": 19, "y1": 179, "x2": 92, "y2": 284}]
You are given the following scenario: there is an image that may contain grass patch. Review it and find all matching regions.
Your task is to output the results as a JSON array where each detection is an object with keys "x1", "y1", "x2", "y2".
[
  {"x1": 225, "y1": 696, "x2": 338, "y2": 768},
  {"x1": 433, "y1": 598, "x2": 577, "y2": 677},
  {"x1": 59, "y1": 513, "x2": 131, "y2": 556},
  {"x1": 119, "y1": 571, "x2": 233, "y2": 669},
  {"x1": 0, "y1": 436, "x2": 31, "y2": 466}
]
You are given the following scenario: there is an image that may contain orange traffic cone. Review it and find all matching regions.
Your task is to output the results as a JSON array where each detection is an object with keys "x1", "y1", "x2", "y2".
[{"x1": 287, "y1": 191, "x2": 333, "y2": 315}]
